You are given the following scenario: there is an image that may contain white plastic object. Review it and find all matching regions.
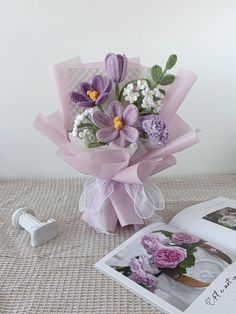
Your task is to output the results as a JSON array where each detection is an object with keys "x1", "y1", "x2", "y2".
[{"x1": 12, "y1": 207, "x2": 57, "y2": 247}]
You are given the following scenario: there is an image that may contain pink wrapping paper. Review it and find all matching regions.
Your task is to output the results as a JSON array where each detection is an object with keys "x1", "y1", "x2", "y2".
[{"x1": 34, "y1": 56, "x2": 199, "y2": 232}]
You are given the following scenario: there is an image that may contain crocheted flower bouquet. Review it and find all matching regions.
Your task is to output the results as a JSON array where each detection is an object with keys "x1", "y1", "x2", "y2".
[{"x1": 34, "y1": 53, "x2": 199, "y2": 233}]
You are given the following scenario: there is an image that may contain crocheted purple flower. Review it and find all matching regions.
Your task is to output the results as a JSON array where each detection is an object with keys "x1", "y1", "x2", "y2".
[
  {"x1": 93, "y1": 100, "x2": 139, "y2": 147},
  {"x1": 70, "y1": 75, "x2": 112, "y2": 108},
  {"x1": 141, "y1": 115, "x2": 169, "y2": 147},
  {"x1": 105, "y1": 53, "x2": 127, "y2": 83}
]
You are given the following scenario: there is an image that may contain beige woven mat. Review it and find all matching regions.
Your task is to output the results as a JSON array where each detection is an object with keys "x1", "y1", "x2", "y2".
[{"x1": 1, "y1": 175, "x2": 236, "y2": 314}]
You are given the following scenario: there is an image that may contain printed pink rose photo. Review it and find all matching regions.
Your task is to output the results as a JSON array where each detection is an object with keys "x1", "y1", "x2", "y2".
[{"x1": 105, "y1": 225, "x2": 233, "y2": 312}]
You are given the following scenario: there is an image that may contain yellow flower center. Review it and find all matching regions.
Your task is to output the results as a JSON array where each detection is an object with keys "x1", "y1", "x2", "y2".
[
  {"x1": 113, "y1": 116, "x2": 123, "y2": 130},
  {"x1": 87, "y1": 90, "x2": 99, "y2": 101}
]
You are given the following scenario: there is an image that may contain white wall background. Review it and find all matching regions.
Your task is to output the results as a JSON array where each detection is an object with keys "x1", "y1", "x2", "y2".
[{"x1": 0, "y1": 0, "x2": 236, "y2": 177}]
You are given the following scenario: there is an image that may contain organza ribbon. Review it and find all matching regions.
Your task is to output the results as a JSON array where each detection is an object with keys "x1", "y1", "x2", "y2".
[{"x1": 79, "y1": 178, "x2": 165, "y2": 233}]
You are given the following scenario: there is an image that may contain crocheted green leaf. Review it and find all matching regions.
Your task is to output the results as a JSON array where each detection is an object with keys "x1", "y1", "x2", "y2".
[
  {"x1": 151, "y1": 65, "x2": 163, "y2": 83},
  {"x1": 160, "y1": 74, "x2": 175, "y2": 86},
  {"x1": 165, "y1": 54, "x2": 177, "y2": 70}
]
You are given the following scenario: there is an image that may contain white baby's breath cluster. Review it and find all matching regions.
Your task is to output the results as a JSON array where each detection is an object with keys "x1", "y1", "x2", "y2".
[
  {"x1": 123, "y1": 80, "x2": 163, "y2": 113},
  {"x1": 72, "y1": 108, "x2": 96, "y2": 137}
]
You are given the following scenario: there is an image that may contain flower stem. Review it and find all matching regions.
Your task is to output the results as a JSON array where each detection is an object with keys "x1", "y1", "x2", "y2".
[
  {"x1": 115, "y1": 82, "x2": 120, "y2": 99},
  {"x1": 85, "y1": 117, "x2": 98, "y2": 132},
  {"x1": 139, "y1": 111, "x2": 150, "y2": 116},
  {"x1": 98, "y1": 105, "x2": 104, "y2": 113},
  {"x1": 77, "y1": 123, "x2": 94, "y2": 129},
  {"x1": 88, "y1": 142, "x2": 105, "y2": 148}
]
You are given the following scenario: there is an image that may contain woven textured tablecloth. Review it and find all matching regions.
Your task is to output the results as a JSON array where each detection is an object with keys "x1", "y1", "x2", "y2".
[{"x1": 1, "y1": 175, "x2": 236, "y2": 314}]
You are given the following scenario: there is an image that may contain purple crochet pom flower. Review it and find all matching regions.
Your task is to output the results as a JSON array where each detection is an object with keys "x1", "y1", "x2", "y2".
[
  {"x1": 129, "y1": 256, "x2": 158, "y2": 288},
  {"x1": 92, "y1": 100, "x2": 138, "y2": 147},
  {"x1": 70, "y1": 75, "x2": 112, "y2": 108},
  {"x1": 105, "y1": 53, "x2": 127, "y2": 83},
  {"x1": 141, "y1": 115, "x2": 169, "y2": 147}
]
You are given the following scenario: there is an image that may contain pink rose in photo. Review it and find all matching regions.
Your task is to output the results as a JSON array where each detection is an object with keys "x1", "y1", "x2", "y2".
[
  {"x1": 141, "y1": 233, "x2": 169, "y2": 254},
  {"x1": 129, "y1": 256, "x2": 158, "y2": 288},
  {"x1": 139, "y1": 255, "x2": 160, "y2": 275},
  {"x1": 152, "y1": 246, "x2": 187, "y2": 269},
  {"x1": 172, "y1": 232, "x2": 199, "y2": 245}
]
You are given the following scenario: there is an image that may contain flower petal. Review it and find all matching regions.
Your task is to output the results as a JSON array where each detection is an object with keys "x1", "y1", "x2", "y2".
[
  {"x1": 96, "y1": 127, "x2": 118, "y2": 143},
  {"x1": 120, "y1": 126, "x2": 138, "y2": 143},
  {"x1": 80, "y1": 82, "x2": 94, "y2": 96},
  {"x1": 93, "y1": 111, "x2": 113, "y2": 128},
  {"x1": 70, "y1": 92, "x2": 88, "y2": 103},
  {"x1": 74, "y1": 100, "x2": 96, "y2": 108},
  {"x1": 103, "y1": 79, "x2": 112, "y2": 93},
  {"x1": 111, "y1": 134, "x2": 126, "y2": 147},
  {"x1": 105, "y1": 53, "x2": 120, "y2": 82},
  {"x1": 123, "y1": 104, "x2": 138, "y2": 126},
  {"x1": 92, "y1": 75, "x2": 104, "y2": 93},
  {"x1": 117, "y1": 54, "x2": 127, "y2": 82},
  {"x1": 96, "y1": 92, "x2": 109, "y2": 105},
  {"x1": 109, "y1": 100, "x2": 123, "y2": 119}
]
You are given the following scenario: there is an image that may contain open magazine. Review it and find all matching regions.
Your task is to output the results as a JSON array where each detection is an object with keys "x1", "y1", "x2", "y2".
[{"x1": 95, "y1": 197, "x2": 236, "y2": 314}]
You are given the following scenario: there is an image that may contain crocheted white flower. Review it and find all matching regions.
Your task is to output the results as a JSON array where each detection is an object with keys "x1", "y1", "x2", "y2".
[
  {"x1": 123, "y1": 83, "x2": 139, "y2": 104},
  {"x1": 141, "y1": 88, "x2": 155, "y2": 98},
  {"x1": 137, "y1": 80, "x2": 148, "y2": 90},
  {"x1": 141, "y1": 97, "x2": 153, "y2": 111},
  {"x1": 154, "y1": 88, "x2": 162, "y2": 98},
  {"x1": 152, "y1": 103, "x2": 163, "y2": 113},
  {"x1": 72, "y1": 109, "x2": 96, "y2": 137},
  {"x1": 78, "y1": 129, "x2": 96, "y2": 146},
  {"x1": 72, "y1": 115, "x2": 82, "y2": 136}
]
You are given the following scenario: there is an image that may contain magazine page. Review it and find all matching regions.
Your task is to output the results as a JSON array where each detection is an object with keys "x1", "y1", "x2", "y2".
[
  {"x1": 95, "y1": 222, "x2": 236, "y2": 314},
  {"x1": 169, "y1": 197, "x2": 236, "y2": 254}
]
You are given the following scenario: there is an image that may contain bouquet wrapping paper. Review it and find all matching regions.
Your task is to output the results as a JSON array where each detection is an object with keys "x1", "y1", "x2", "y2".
[{"x1": 34, "y1": 55, "x2": 199, "y2": 232}]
